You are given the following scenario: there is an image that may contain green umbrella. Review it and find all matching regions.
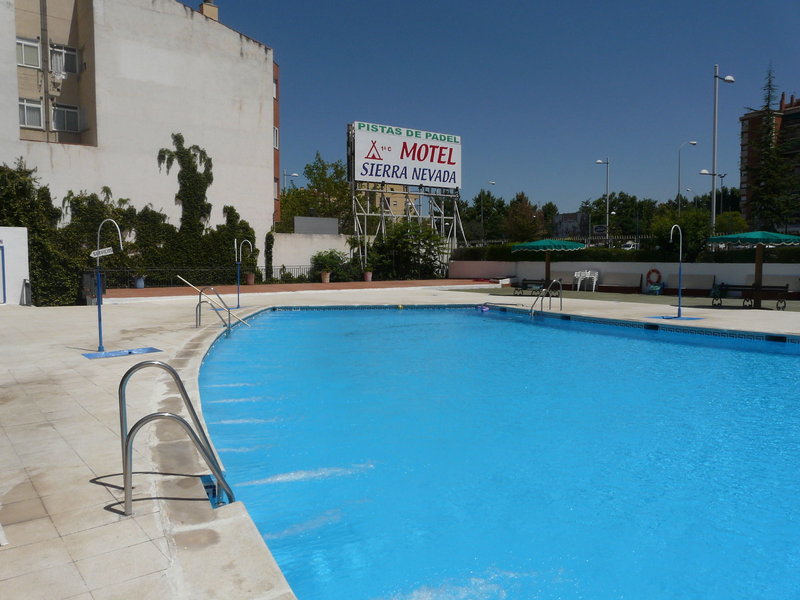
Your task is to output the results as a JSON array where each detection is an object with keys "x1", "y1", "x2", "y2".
[
  {"x1": 512, "y1": 239, "x2": 585, "y2": 282},
  {"x1": 708, "y1": 230, "x2": 800, "y2": 308}
]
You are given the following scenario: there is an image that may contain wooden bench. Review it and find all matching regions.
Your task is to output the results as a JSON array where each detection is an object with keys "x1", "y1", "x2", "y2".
[
  {"x1": 596, "y1": 272, "x2": 643, "y2": 294},
  {"x1": 711, "y1": 283, "x2": 789, "y2": 310},
  {"x1": 663, "y1": 274, "x2": 716, "y2": 297}
]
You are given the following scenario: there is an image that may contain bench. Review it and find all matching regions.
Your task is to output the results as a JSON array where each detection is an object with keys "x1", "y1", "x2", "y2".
[
  {"x1": 596, "y1": 272, "x2": 643, "y2": 294},
  {"x1": 744, "y1": 274, "x2": 800, "y2": 299},
  {"x1": 663, "y1": 274, "x2": 716, "y2": 297},
  {"x1": 511, "y1": 278, "x2": 561, "y2": 296},
  {"x1": 711, "y1": 282, "x2": 789, "y2": 310}
]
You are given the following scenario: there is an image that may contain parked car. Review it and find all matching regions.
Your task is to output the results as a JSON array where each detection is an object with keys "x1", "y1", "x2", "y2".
[{"x1": 621, "y1": 241, "x2": 639, "y2": 250}]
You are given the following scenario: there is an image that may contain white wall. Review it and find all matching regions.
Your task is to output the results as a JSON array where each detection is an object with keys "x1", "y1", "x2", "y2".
[
  {"x1": 272, "y1": 233, "x2": 351, "y2": 268},
  {"x1": 449, "y1": 260, "x2": 800, "y2": 291},
  {"x1": 0, "y1": 227, "x2": 30, "y2": 305},
  {"x1": 1, "y1": 0, "x2": 275, "y2": 260}
]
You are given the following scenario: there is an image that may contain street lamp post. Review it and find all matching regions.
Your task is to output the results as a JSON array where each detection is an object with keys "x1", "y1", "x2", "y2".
[
  {"x1": 711, "y1": 64, "x2": 735, "y2": 233},
  {"x1": 595, "y1": 158, "x2": 610, "y2": 246},
  {"x1": 677, "y1": 141, "x2": 697, "y2": 217},
  {"x1": 483, "y1": 181, "x2": 496, "y2": 243},
  {"x1": 282, "y1": 169, "x2": 299, "y2": 193}
]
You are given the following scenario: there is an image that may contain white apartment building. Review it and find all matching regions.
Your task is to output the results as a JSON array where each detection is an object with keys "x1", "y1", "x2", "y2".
[{"x1": 1, "y1": 0, "x2": 280, "y2": 260}]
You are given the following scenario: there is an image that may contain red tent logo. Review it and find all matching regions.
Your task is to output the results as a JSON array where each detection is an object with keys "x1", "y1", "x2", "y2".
[{"x1": 364, "y1": 140, "x2": 383, "y2": 160}]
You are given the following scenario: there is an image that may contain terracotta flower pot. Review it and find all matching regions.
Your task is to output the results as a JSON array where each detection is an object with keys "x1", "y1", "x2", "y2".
[
  {"x1": 320, "y1": 271, "x2": 331, "y2": 283},
  {"x1": 363, "y1": 271, "x2": 373, "y2": 282}
]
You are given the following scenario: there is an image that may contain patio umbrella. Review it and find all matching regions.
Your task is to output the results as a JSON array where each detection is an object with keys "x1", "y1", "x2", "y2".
[
  {"x1": 512, "y1": 239, "x2": 586, "y2": 282},
  {"x1": 707, "y1": 230, "x2": 800, "y2": 308}
]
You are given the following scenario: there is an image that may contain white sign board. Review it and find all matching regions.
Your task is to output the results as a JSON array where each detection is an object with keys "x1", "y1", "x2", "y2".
[
  {"x1": 352, "y1": 121, "x2": 461, "y2": 188},
  {"x1": 90, "y1": 247, "x2": 114, "y2": 259}
]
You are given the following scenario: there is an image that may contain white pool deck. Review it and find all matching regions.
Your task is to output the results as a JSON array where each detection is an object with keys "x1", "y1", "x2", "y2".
[{"x1": 2, "y1": 284, "x2": 800, "y2": 599}]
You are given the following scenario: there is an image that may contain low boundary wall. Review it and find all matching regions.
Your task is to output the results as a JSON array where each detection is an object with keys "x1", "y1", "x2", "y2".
[{"x1": 448, "y1": 260, "x2": 800, "y2": 292}]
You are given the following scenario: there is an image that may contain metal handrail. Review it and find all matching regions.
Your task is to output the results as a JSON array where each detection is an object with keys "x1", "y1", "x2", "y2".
[
  {"x1": 529, "y1": 279, "x2": 563, "y2": 314},
  {"x1": 198, "y1": 286, "x2": 231, "y2": 334},
  {"x1": 123, "y1": 412, "x2": 234, "y2": 515},
  {"x1": 118, "y1": 360, "x2": 221, "y2": 473}
]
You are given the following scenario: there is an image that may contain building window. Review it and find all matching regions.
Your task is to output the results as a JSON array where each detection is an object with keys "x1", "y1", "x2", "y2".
[
  {"x1": 273, "y1": 78, "x2": 278, "y2": 99},
  {"x1": 16, "y1": 38, "x2": 40, "y2": 68},
  {"x1": 52, "y1": 104, "x2": 80, "y2": 132},
  {"x1": 19, "y1": 98, "x2": 43, "y2": 128},
  {"x1": 273, "y1": 126, "x2": 280, "y2": 149},
  {"x1": 50, "y1": 45, "x2": 78, "y2": 75}
]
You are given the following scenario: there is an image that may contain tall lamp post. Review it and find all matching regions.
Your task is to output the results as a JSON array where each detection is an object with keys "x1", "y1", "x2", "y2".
[
  {"x1": 711, "y1": 64, "x2": 735, "y2": 233},
  {"x1": 483, "y1": 181, "x2": 496, "y2": 242},
  {"x1": 595, "y1": 158, "x2": 610, "y2": 246},
  {"x1": 282, "y1": 169, "x2": 299, "y2": 193},
  {"x1": 700, "y1": 170, "x2": 727, "y2": 218},
  {"x1": 677, "y1": 141, "x2": 697, "y2": 217}
]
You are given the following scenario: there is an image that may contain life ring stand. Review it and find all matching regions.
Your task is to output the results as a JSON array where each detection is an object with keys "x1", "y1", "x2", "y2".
[{"x1": 646, "y1": 268, "x2": 662, "y2": 286}]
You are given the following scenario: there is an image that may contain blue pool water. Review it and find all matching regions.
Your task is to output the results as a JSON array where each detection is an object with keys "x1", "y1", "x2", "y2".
[{"x1": 199, "y1": 307, "x2": 800, "y2": 599}]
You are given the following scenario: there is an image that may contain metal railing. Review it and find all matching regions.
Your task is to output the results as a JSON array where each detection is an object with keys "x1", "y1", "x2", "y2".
[
  {"x1": 118, "y1": 360, "x2": 234, "y2": 516},
  {"x1": 196, "y1": 286, "x2": 231, "y2": 334},
  {"x1": 529, "y1": 279, "x2": 563, "y2": 314}
]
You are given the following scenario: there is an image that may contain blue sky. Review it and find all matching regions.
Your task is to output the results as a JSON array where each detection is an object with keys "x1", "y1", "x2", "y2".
[{"x1": 210, "y1": 0, "x2": 800, "y2": 214}]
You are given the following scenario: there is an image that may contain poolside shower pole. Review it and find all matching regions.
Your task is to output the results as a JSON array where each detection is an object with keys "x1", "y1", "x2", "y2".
[
  {"x1": 670, "y1": 224, "x2": 683, "y2": 318},
  {"x1": 93, "y1": 219, "x2": 124, "y2": 353},
  {"x1": 96, "y1": 265, "x2": 104, "y2": 352},
  {"x1": 235, "y1": 239, "x2": 253, "y2": 310}
]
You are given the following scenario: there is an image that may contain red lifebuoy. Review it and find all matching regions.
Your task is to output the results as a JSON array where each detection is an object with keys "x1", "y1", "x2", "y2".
[{"x1": 646, "y1": 268, "x2": 662, "y2": 286}]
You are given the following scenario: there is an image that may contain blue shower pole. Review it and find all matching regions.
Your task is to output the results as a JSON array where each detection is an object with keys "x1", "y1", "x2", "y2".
[
  {"x1": 94, "y1": 219, "x2": 124, "y2": 353},
  {"x1": 96, "y1": 265, "x2": 104, "y2": 351},
  {"x1": 670, "y1": 224, "x2": 683, "y2": 318}
]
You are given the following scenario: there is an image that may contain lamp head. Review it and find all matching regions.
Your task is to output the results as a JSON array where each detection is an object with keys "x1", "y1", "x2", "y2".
[
  {"x1": 699, "y1": 169, "x2": 711, "y2": 175},
  {"x1": 723, "y1": 75, "x2": 735, "y2": 83},
  {"x1": 689, "y1": 141, "x2": 698, "y2": 146}
]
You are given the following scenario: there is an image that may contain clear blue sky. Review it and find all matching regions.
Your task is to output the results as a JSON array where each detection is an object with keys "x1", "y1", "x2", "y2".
[{"x1": 207, "y1": 0, "x2": 800, "y2": 213}]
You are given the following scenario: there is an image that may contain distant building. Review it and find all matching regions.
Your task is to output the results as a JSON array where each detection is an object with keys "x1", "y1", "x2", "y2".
[
  {"x1": 553, "y1": 211, "x2": 587, "y2": 237},
  {"x1": 739, "y1": 92, "x2": 800, "y2": 224},
  {"x1": 2, "y1": 0, "x2": 280, "y2": 260}
]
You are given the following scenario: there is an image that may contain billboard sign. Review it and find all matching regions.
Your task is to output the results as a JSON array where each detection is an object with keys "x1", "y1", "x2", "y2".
[{"x1": 351, "y1": 121, "x2": 461, "y2": 189}]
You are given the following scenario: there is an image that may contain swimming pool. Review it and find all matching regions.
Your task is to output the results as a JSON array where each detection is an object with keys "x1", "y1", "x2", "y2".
[{"x1": 200, "y1": 306, "x2": 800, "y2": 599}]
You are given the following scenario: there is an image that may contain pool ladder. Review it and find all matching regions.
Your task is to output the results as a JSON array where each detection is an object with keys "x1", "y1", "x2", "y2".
[
  {"x1": 118, "y1": 360, "x2": 235, "y2": 516},
  {"x1": 529, "y1": 279, "x2": 563, "y2": 315},
  {"x1": 195, "y1": 286, "x2": 232, "y2": 334}
]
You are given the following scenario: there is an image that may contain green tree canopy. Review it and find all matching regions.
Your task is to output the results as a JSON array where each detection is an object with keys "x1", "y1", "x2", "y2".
[
  {"x1": 503, "y1": 192, "x2": 543, "y2": 241},
  {"x1": 276, "y1": 153, "x2": 352, "y2": 234},
  {"x1": 371, "y1": 221, "x2": 445, "y2": 280},
  {"x1": 0, "y1": 160, "x2": 77, "y2": 305}
]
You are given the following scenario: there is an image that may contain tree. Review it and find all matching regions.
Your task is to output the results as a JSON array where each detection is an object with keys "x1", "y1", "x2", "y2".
[
  {"x1": 370, "y1": 221, "x2": 445, "y2": 280},
  {"x1": 650, "y1": 206, "x2": 710, "y2": 261},
  {"x1": 157, "y1": 133, "x2": 213, "y2": 238},
  {"x1": 745, "y1": 67, "x2": 800, "y2": 230},
  {"x1": 503, "y1": 192, "x2": 543, "y2": 241},
  {"x1": 0, "y1": 160, "x2": 77, "y2": 305},
  {"x1": 275, "y1": 153, "x2": 352, "y2": 234},
  {"x1": 540, "y1": 201, "x2": 559, "y2": 236},
  {"x1": 463, "y1": 189, "x2": 506, "y2": 241}
]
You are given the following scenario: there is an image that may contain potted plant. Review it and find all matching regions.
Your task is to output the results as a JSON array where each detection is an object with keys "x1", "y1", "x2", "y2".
[
  {"x1": 362, "y1": 257, "x2": 374, "y2": 282},
  {"x1": 310, "y1": 249, "x2": 347, "y2": 283}
]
